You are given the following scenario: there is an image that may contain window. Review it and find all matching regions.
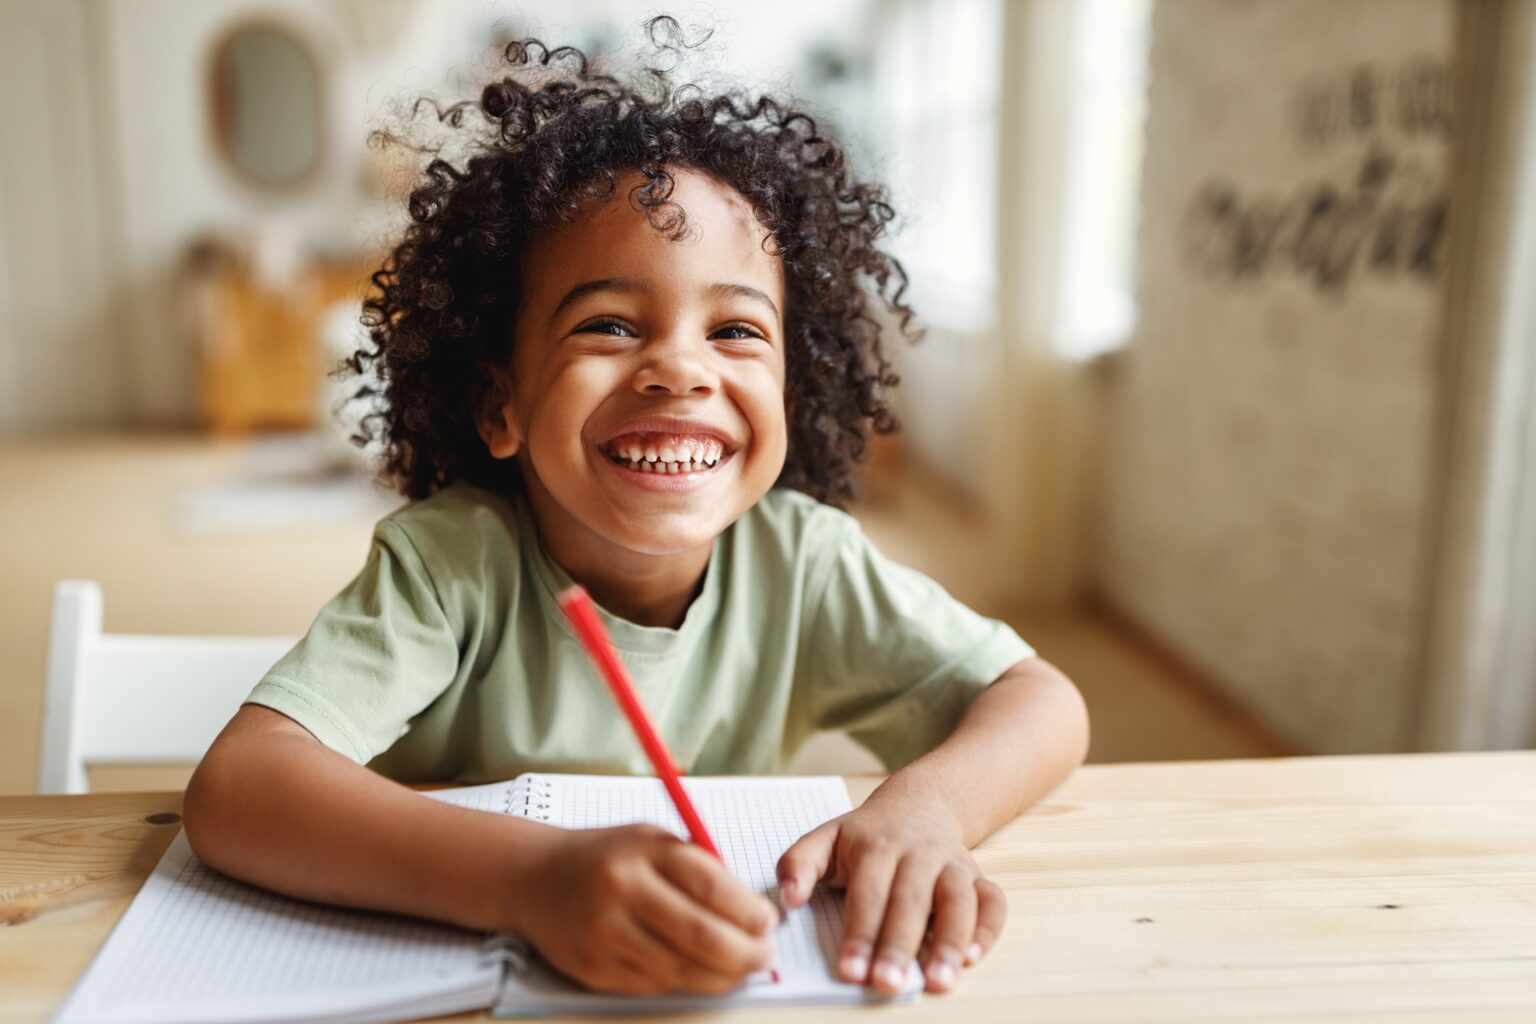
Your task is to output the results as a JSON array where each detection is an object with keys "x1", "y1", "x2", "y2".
[
  {"x1": 869, "y1": 0, "x2": 1003, "y2": 330},
  {"x1": 1056, "y1": 0, "x2": 1151, "y2": 358}
]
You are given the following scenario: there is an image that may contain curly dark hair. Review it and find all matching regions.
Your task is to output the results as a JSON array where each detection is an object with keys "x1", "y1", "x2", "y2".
[{"x1": 347, "y1": 16, "x2": 919, "y2": 507}]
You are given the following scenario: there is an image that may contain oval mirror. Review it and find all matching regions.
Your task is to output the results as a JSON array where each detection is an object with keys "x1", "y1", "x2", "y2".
[{"x1": 209, "y1": 23, "x2": 322, "y2": 188}]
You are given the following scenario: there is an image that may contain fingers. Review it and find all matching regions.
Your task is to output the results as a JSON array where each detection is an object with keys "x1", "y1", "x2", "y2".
[
  {"x1": 559, "y1": 918, "x2": 683, "y2": 996},
  {"x1": 834, "y1": 841, "x2": 900, "y2": 985},
  {"x1": 968, "y1": 876, "x2": 1007, "y2": 966},
  {"x1": 921, "y1": 865, "x2": 978, "y2": 992},
  {"x1": 632, "y1": 860, "x2": 776, "y2": 979},
  {"x1": 668, "y1": 956, "x2": 766, "y2": 995},
  {"x1": 578, "y1": 876, "x2": 771, "y2": 996},
  {"x1": 867, "y1": 856, "x2": 944, "y2": 995},
  {"x1": 657, "y1": 842, "x2": 779, "y2": 936},
  {"x1": 606, "y1": 918, "x2": 748, "y2": 996},
  {"x1": 775, "y1": 821, "x2": 838, "y2": 909},
  {"x1": 591, "y1": 947, "x2": 675, "y2": 996},
  {"x1": 546, "y1": 825, "x2": 780, "y2": 996},
  {"x1": 640, "y1": 911, "x2": 779, "y2": 996},
  {"x1": 839, "y1": 854, "x2": 1000, "y2": 996}
]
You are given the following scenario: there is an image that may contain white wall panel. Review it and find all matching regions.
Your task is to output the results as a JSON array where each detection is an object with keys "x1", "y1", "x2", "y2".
[
  {"x1": 1098, "y1": 0, "x2": 1454, "y2": 753},
  {"x1": 0, "y1": 0, "x2": 120, "y2": 429}
]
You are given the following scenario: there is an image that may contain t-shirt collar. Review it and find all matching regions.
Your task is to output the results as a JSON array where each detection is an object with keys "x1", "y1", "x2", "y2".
[{"x1": 514, "y1": 491, "x2": 722, "y2": 658}]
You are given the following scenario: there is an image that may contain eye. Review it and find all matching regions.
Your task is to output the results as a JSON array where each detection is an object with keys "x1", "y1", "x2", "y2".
[
  {"x1": 575, "y1": 318, "x2": 634, "y2": 338},
  {"x1": 711, "y1": 323, "x2": 766, "y2": 342}
]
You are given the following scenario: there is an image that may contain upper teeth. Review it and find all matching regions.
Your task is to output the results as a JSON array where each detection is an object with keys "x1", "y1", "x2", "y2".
[{"x1": 610, "y1": 435, "x2": 724, "y2": 466}]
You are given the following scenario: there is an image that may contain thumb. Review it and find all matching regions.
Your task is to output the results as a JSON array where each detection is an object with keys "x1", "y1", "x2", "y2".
[{"x1": 776, "y1": 820, "x2": 838, "y2": 909}]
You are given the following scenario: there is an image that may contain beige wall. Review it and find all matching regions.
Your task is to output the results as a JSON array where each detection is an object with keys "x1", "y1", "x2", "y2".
[
  {"x1": 1097, "y1": 0, "x2": 1454, "y2": 753},
  {"x1": 86, "y1": 0, "x2": 879, "y2": 424},
  {"x1": 0, "y1": 1, "x2": 121, "y2": 429},
  {"x1": 97, "y1": 0, "x2": 450, "y2": 422}
]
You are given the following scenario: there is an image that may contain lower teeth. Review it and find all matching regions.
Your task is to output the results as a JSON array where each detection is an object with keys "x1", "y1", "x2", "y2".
[{"x1": 612, "y1": 456, "x2": 710, "y2": 473}]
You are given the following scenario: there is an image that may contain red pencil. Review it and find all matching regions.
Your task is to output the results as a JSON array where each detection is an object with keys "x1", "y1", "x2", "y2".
[
  {"x1": 556, "y1": 585, "x2": 721, "y2": 856},
  {"x1": 557, "y1": 585, "x2": 780, "y2": 985}
]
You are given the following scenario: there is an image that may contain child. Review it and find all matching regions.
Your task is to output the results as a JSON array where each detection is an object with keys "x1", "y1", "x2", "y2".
[{"x1": 184, "y1": 19, "x2": 1090, "y2": 1001}]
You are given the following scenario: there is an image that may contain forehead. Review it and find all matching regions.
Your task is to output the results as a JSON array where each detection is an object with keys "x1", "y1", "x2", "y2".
[{"x1": 523, "y1": 168, "x2": 783, "y2": 304}]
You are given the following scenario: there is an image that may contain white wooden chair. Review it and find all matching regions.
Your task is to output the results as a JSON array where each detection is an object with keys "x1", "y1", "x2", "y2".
[{"x1": 38, "y1": 580, "x2": 297, "y2": 794}]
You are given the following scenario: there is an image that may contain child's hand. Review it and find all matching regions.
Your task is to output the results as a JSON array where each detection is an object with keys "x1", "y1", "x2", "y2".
[
  {"x1": 775, "y1": 799, "x2": 1005, "y2": 996},
  {"x1": 517, "y1": 824, "x2": 779, "y2": 995}
]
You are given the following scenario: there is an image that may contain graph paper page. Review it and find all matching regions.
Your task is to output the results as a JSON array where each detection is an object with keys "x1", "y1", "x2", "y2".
[
  {"x1": 51, "y1": 831, "x2": 499, "y2": 1024},
  {"x1": 52, "y1": 779, "x2": 915, "y2": 1023},
  {"x1": 489, "y1": 774, "x2": 922, "y2": 1013}
]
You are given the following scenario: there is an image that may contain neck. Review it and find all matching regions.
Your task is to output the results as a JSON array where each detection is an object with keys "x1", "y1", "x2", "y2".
[
  {"x1": 520, "y1": 488, "x2": 711, "y2": 630},
  {"x1": 576, "y1": 553, "x2": 710, "y2": 629}
]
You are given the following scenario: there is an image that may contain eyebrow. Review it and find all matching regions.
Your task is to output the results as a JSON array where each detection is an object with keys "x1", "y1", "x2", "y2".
[
  {"x1": 707, "y1": 282, "x2": 781, "y2": 321},
  {"x1": 549, "y1": 277, "x2": 781, "y2": 324}
]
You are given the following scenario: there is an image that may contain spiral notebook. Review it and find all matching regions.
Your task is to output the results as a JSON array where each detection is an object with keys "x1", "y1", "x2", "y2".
[{"x1": 52, "y1": 774, "x2": 921, "y2": 1024}]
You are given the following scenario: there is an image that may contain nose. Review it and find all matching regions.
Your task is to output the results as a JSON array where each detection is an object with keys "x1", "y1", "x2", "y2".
[{"x1": 632, "y1": 329, "x2": 719, "y2": 397}]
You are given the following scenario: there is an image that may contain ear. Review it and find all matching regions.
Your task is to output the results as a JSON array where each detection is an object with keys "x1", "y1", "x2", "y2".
[{"x1": 475, "y1": 367, "x2": 523, "y2": 460}]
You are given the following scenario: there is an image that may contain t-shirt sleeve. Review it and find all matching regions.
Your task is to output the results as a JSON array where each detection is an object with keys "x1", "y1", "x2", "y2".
[
  {"x1": 797, "y1": 517, "x2": 1035, "y2": 771},
  {"x1": 244, "y1": 520, "x2": 460, "y2": 763}
]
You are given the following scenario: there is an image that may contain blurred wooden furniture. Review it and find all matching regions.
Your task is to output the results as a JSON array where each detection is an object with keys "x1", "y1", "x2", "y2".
[
  {"x1": 4, "y1": 753, "x2": 1534, "y2": 1023},
  {"x1": 188, "y1": 243, "x2": 372, "y2": 434},
  {"x1": 37, "y1": 580, "x2": 295, "y2": 794}
]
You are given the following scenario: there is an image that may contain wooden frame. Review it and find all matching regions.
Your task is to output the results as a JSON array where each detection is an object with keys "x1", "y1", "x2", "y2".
[
  {"x1": 1415, "y1": 0, "x2": 1536, "y2": 751},
  {"x1": 205, "y1": 15, "x2": 327, "y2": 194}
]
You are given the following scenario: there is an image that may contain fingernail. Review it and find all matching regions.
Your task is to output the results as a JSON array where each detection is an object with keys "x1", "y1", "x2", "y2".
[
  {"x1": 929, "y1": 960, "x2": 956, "y2": 989},
  {"x1": 966, "y1": 942, "x2": 983, "y2": 965},
  {"x1": 840, "y1": 954, "x2": 868, "y2": 981},
  {"x1": 875, "y1": 960, "x2": 906, "y2": 989},
  {"x1": 780, "y1": 878, "x2": 797, "y2": 903}
]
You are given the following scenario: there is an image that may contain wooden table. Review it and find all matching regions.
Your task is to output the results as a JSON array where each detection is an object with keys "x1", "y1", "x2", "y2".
[{"x1": 3, "y1": 753, "x2": 1534, "y2": 1022}]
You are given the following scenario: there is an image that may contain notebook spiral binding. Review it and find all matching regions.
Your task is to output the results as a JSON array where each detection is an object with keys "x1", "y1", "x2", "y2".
[
  {"x1": 480, "y1": 933, "x2": 533, "y2": 974},
  {"x1": 481, "y1": 774, "x2": 554, "y2": 979},
  {"x1": 502, "y1": 774, "x2": 554, "y2": 823}
]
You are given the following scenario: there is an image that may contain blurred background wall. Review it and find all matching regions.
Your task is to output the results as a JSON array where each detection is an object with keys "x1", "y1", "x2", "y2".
[
  {"x1": 1101, "y1": 1, "x2": 1453, "y2": 753},
  {"x1": 3, "y1": 0, "x2": 1535, "y2": 793},
  {"x1": 5, "y1": 0, "x2": 881, "y2": 426},
  {"x1": 1099, "y1": 0, "x2": 1536, "y2": 756}
]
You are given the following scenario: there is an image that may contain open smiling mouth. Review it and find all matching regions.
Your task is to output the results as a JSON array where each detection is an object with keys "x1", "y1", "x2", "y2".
[{"x1": 600, "y1": 432, "x2": 732, "y2": 475}]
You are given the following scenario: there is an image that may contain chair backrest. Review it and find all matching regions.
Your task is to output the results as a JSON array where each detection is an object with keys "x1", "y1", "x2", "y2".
[{"x1": 38, "y1": 580, "x2": 298, "y2": 794}]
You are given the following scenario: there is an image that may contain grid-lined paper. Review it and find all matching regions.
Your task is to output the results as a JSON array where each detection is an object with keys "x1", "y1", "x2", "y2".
[
  {"x1": 478, "y1": 774, "x2": 921, "y2": 1013},
  {"x1": 536, "y1": 774, "x2": 851, "y2": 980},
  {"x1": 113, "y1": 848, "x2": 477, "y2": 1000},
  {"x1": 54, "y1": 778, "x2": 915, "y2": 1023},
  {"x1": 52, "y1": 832, "x2": 499, "y2": 1024}
]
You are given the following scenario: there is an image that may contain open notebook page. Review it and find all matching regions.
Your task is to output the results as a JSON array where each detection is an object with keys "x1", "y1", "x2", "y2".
[
  {"x1": 51, "y1": 832, "x2": 499, "y2": 1024},
  {"x1": 55, "y1": 776, "x2": 916, "y2": 1024},
  {"x1": 432, "y1": 774, "x2": 922, "y2": 1014}
]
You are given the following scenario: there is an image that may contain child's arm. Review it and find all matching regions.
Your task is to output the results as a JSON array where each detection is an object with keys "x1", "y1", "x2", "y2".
[
  {"x1": 775, "y1": 657, "x2": 1089, "y2": 996},
  {"x1": 184, "y1": 705, "x2": 778, "y2": 995}
]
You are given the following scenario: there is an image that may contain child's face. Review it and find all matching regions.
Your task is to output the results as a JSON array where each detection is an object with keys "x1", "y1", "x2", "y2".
[{"x1": 484, "y1": 167, "x2": 788, "y2": 564}]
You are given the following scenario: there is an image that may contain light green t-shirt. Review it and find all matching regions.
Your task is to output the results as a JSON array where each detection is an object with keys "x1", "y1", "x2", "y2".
[{"x1": 246, "y1": 481, "x2": 1033, "y2": 783}]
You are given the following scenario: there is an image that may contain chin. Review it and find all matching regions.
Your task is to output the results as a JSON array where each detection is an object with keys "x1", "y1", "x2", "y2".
[{"x1": 600, "y1": 513, "x2": 724, "y2": 557}]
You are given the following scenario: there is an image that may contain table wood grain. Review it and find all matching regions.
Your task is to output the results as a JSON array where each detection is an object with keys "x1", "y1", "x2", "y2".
[{"x1": 3, "y1": 753, "x2": 1534, "y2": 1022}]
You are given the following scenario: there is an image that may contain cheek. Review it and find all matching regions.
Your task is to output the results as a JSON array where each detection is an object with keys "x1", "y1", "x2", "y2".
[
  {"x1": 741, "y1": 364, "x2": 790, "y2": 459},
  {"x1": 526, "y1": 362, "x2": 615, "y2": 440}
]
